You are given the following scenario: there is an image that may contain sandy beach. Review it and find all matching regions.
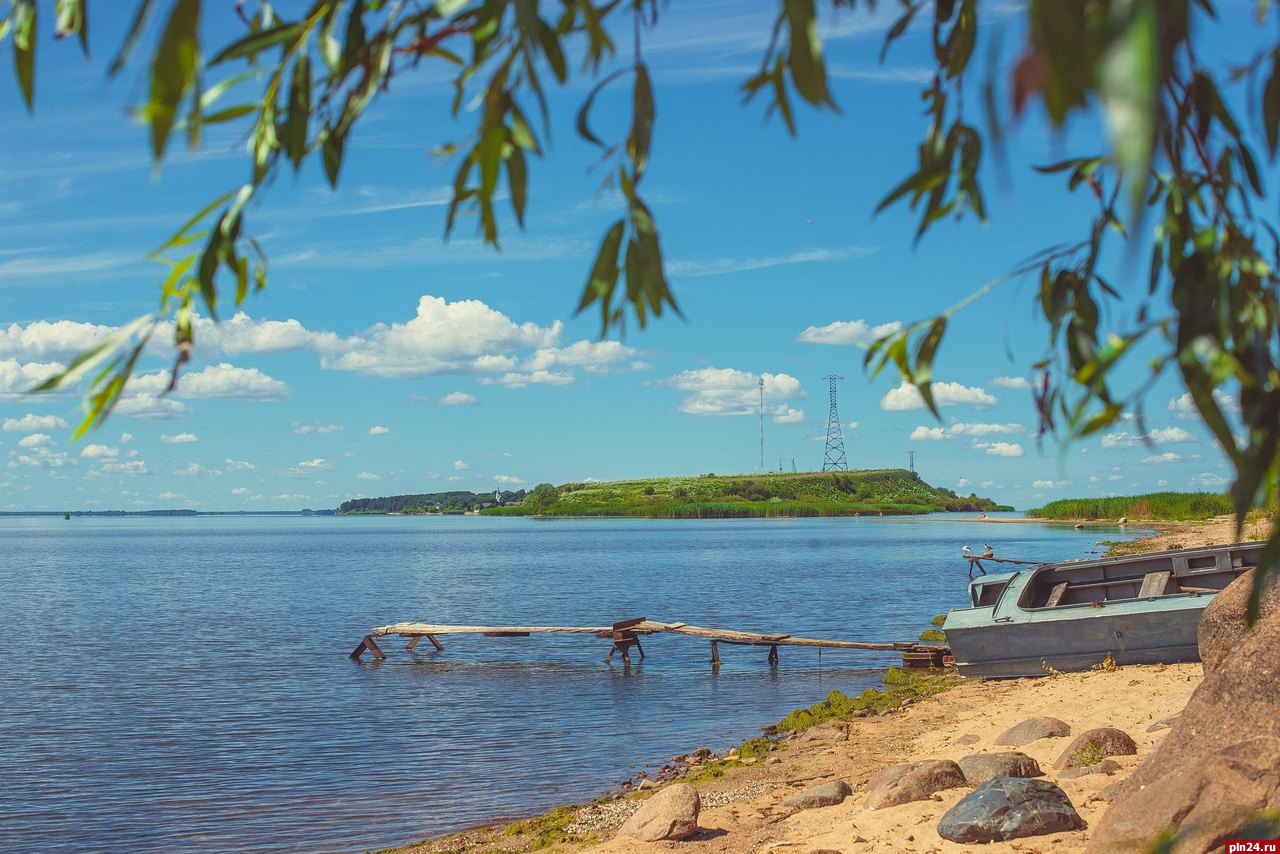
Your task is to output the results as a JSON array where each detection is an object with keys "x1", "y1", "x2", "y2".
[{"x1": 386, "y1": 517, "x2": 1257, "y2": 854}]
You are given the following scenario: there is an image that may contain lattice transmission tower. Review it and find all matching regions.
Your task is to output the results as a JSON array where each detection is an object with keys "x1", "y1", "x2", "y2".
[{"x1": 822, "y1": 375, "x2": 848, "y2": 472}]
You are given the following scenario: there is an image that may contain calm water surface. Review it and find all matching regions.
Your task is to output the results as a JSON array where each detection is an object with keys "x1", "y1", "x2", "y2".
[{"x1": 0, "y1": 515, "x2": 1118, "y2": 853}]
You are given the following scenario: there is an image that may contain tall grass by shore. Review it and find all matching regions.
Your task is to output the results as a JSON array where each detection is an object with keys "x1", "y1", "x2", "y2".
[
  {"x1": 1026, "y1": 491, "x2": 1232, "y2": 521},
  {"x1": 485, "y1": 500, "x2": 941, "y2": 519}
]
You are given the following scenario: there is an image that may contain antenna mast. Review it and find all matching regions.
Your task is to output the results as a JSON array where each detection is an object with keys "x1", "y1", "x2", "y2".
[
  {"x1": 907, "y1": 450, "x2": 916, "y2": 473},
  {"x1": 822, "y1": 375, "x2": 848, "y2": 472},
  {"x1": 759, "y1": 377, "x2": 765, "y2": 474}
]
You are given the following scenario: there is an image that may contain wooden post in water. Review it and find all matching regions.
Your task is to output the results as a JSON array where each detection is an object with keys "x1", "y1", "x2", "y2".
[
  {"x1": 767, "y1": 644, "x2": 779, "y2": 666},
  {"x1": 350, "y1": 634, "x2": 386, "y2": 661},
  {"x1": 710, "y1": 640, "x2": 721, "y2": 665}
]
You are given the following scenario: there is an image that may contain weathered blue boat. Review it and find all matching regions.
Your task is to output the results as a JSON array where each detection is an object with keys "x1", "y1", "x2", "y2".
[{"x1": 943, "y1": 541, "x2": 1264, "y2": 678}]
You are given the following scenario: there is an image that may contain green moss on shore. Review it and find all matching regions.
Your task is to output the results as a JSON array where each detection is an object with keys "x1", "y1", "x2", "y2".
[{"x1": 775, "y1": 671, "x2": 958, "y2": 733}]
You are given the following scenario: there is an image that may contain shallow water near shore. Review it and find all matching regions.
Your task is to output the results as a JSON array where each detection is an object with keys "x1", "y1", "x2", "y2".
[{"x1": 0, "y1": 514, "x2": 1112, "y2": 853}]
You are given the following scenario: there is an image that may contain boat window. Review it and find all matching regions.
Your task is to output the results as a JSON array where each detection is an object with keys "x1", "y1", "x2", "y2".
[{"x1": 974, "y1": 580, "x2": 1009, "y2": 607}]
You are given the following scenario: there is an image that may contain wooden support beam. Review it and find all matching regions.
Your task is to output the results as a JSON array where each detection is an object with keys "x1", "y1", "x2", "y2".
[
  {"x1": 710, "y1": 640, "x2": 720, "y2": 665},
  {"x1": 767, "y1": 644, "x2": 779, "y2": 666},
  {"x1": 350, "y1": 634, "x2": 386, "y2": 661},
  {"x1": 426, "y1": 633, "x2": 444, "y2": 650},
  {"x1": 406, "y1": 636, "x2": 421, "y2": 650}
]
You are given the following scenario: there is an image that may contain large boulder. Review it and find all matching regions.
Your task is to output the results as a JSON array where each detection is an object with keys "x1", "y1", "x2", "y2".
[
  {"x1": 937, "y1": 777, "x2": 1086, "y2": 843},
  {"x1": 994, "y1": 717, "x2": 1071, "y2": 746},
  {"x1": 1089, "y1": 611, "x2": 1280, "y2": 853},
  {"x1": 1198, "y1": 568, "x2": 1280, "y2": 674},
  {"x1": 958, "y1": 752, "x2": 1043, "y2": 786},
  {"x1": 864, "y1": 759, "x2": 967, "y2": 810},
  {"x1": 616, "y1": 783, "x2": 700, "y2": 842},
  {"x1": 1053, "y1": 727, "x2": 1137, "y2": 770},
  {"x1": 782, "y1": 780, "x2": 852, "y2": 810}
]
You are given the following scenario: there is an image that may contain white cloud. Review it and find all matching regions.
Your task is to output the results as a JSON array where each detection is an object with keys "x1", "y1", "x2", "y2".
[
  {"x1": 1033, "y1": 479, "x2": 1056, "y2": 488},
  {"x1": 518, "y1": 340, "x2": 640, "y2": 375},
  {"x1": 979, "y1": 480, "x2": 1001, "y2": 489},
  {"x1": 437, "y1": 391, "x2": 478, "y2": 406},
  {"x1": 367, "y1": 426, "x2": 393, "y2": 435},
  {"x1": 356, "y1": 471, "x2": 382, "y2": 480},
  {"x1": 80, "y1": 444, "x2": 119, "y2": 459},
  {"x1": 1168, "y1": 389, "x2": 1239, "y2": 419},
  {"x1": 478, "y1": 370, "x2": 575, "y2": 388},
  {"x1": 494, "y1": 474, "x2": 526, "y2": 484},
  {"x1": 321, "y1": 295, "x2": 561, "y2": 378},
  {"x1": 231, "y1": 487, "x2": 252, "y2": 495},
  {"x1": 662, "y1": 367, "x2": 806, "y2": 418},
  {"x1": 845, "y1": 421, "x2": 859, "y2": 431},
  {"x1": 161, "y1": 433, "x2": 199, "y2": 444},
  {"x1": 668, "y1": 246, "x2": 878, "y2": 278},
  {"x1": 158, "y1": 491, "x2": 181, "y2": 500},
  {"x1": 0, "y1": 319, "x2": 114, "y2": 360},
  {"x1": 957, "y1": 477, "x2": 972, "y2": 488},
  {"x1": 0, "y1": 358, "x2": 65, "y2": 399},
  {"x1": 18, "y1": 433, "x2": 53, "y2": 448},
  {"x1": 280, "y1": 458, "x2": 333, "y2": 478},
  {"x1": 446, "y1": 475, "x2": 466, "y2": 482},
  {"x1": 13, "y1": 446, "x2": 75, "y2": 468},
  {"x1": 173, "y1": 462, "x2": 220, "y2": 477},
  {"x1": 2, "y1": 414, "x2": 68, "y2": 431},
  {"x1": 100, "y1": 460, "x2": 147, "y2": 475},
  {"x1": 454, "y1": 460, "x2": 471, "y2": 470},
  {"x1": 290, "y1": 421, "x2": 343, "y2": 434},
  {"x1": 1150, "y1": 426, "x2": 1196, "y2": 443},
  {"x1": 773, "y1": 408, "x2": 806, "y2": 424},
  {"x1": 1189, "y1": 471, "x2": 1229, "y2": 488},
  {"x1": 1157, "y1": 479, "x2": 1168, "y2": 486},
  {"x1": 120, "y1": 432, "x2": 134, "y2": 443},
  {"x1": 171, "y1": 363, "x2": 289, "y2": 401},
  {"x1": 880, "y1": 380, "x2": 996, "y2": 411},
  {"x1": 911, "y1": 421, "x2": 1022, "y2": 441},
  {"x1": 113, "y1": 392, "x2": 192, "y2": 420},
  {"x1": 990, "y1": 376, "x2": 1033, "y2": 390},
  {"x1": 1102, "y1": 426, "x2": 1197, "y2": 449},
  {"x1": 224, "y1": 458, "x2": 258, "y2": 472},
  {"x1": 977, "y1": 441, "x2": 1024, "y2": 457},
  {"x1": 1142, "y1": 452, "x2": 1182, "y2": 464},
  {"x1": 796, "y1": 318, "x2": 902, "y2": 347},
  {"x1": 194, "y1": 312, "x2": 337, "y2": 355}
]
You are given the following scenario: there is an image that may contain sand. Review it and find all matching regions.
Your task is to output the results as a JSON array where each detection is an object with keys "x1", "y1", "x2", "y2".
[{"x1": 388, "y1": 517, "x2": 1253, "y2": 854}]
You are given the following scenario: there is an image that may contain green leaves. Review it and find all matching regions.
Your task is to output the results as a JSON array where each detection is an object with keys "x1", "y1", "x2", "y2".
[
  {"x1": 742, "y1": 0, "x2": 837, "y2": 134},
  {"x1": 147, "y1": 0, "x2": 201, "y2": 160},
  {"x1": 12, "y1": 0, "x2": 35, "y2": 111}
]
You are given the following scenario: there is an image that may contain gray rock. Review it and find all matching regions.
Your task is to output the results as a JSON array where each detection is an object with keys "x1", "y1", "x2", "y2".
[
  {"x1": 865, "y1": 759, "x2": 967, "y2": 810},
  {"x1": 1058, "y1": 759, "x2": 1122, "y2": 779},
  {"x1": 1198, "y1": 568, "x2": 1280, "y2": 674},
  {"x1": 958, "y1": 752, "x2": 1044, "y2": 786},
  {"x1": 1146, "y1": 714, "x2": 1179, "y2": 733},
  {"x1": 1053, "y1": 727, "x2": 1137, "y2": 770},
  {"x1": 937, "y1": 777, "x2": 1086, "y2": 843},
  {"x1": 796, "y1": 721, "x2": 848, "y2": 744},
  {"x1": 616, "y1": 783, "x2": 700, "y2": 842},
  {"x1": 952, "y1": 733, "x2": 981, "y2": 746},
  {"x1": 782, "y1": 780, "x2": 852, "y2": 810},
  {"x1": 994, "y1": 716, "x2": 1072, "y2": 746}
]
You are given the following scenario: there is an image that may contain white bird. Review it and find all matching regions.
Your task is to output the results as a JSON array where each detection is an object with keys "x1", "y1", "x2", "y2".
[
  {"x1": 806, "y1": 218, "x2": 815, "y2": 224},
  {"x1": 982, "y1": 543, "x2": 995, "y2": 558},
  {"x1": 962, "y1": 545, "x2": 973, "y2": 556}
]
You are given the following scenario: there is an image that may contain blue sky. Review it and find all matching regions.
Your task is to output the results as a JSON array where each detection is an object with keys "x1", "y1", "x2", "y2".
[{"x1": 0, "y1": 2, "x2": 1253, "y2": 511}]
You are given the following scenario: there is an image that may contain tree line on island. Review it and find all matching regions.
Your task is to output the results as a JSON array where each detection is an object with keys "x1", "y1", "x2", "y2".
[{"x1": 339, "y1": 470, "x2": 1013, "y2": 519}]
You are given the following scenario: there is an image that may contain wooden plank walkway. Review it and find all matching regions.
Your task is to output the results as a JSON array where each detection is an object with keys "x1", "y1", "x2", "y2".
[{"x1": 350, "y1": 616, "x2": 947, "y2": 669}]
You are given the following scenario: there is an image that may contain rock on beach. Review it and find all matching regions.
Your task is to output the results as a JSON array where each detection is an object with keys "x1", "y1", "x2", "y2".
[
  {"x1": 864, "y1": 759, "x2": 967, "y2": 810},
  {"x1": 615, "y1": 783, "x2": 700, "y2": 842},
  {"x1": 958, "y1": 751, "x2": 1043, "y2": 786},
  {"x1": 782, "y1": 780, "x2": 852, "y2": 810},
  {"x1": 994, "y1": 716, "x2": 1071, "y2": 746},
  {"x1": 1053, "y1": 727, "x2": 1137, "y2": 770},
  {"x1": 937, "y1": 777, "x2": 1086, "y2": 843}
]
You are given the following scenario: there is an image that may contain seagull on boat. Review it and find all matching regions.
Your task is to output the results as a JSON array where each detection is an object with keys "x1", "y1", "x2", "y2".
[{"x1": 982, "y1": 544, "x2": 995, "y2": 558}]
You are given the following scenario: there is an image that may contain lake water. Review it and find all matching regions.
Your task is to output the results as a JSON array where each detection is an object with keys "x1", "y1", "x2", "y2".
[{"x1": 0, "y1": 514, "x2": 1119, "y2": 853}]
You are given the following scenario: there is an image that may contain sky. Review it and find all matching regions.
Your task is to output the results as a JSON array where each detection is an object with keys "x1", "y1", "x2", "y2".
[{"x1": 0, "y1": 2, "x2": 1260, "y2": 512}]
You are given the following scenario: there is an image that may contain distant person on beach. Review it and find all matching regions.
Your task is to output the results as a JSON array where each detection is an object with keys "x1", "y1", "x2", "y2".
[{"x1": 879, "y1": 511, "x2": 884, "y2": 519}]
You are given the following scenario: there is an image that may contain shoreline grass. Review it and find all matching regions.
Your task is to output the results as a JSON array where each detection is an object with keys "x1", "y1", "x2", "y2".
[{"x1": 1024, "y1": 491, "x2": 1232, "y2": 522}]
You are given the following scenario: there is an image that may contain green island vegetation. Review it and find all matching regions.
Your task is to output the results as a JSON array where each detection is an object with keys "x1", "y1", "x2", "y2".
[
  {"x1": 338, "y1": 490, "x2": 527, "y2": 515},
  {"x1": 1025, "y1": 491, "x2": 1234, "y2": 522},
  {"x1": 483, "y1": 469, "x2": 1010, "y2": 519}
]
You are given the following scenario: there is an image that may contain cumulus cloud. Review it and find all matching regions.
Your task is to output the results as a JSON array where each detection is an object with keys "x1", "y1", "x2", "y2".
[
  {"x1": 367, "y1": 426, "x2": 393, "y2": 435},
  {"x1": 112, "y1": 392, "x2": 192, "y2": 420},
  {"x1": 478, "y1": 370, "x2": 574, "y2": 388},
  {"x1": 161, "y1": 433, "x2": 199, "y2": 444},
  {"x1": 975, "y1": 441, "x2": 1025, "y2": 457},
  {"x1": 173, "y1": 462, "x2": 221, "y2": 477},
  {"x1": 290, "y1": 421, "x2": 343, "y2": 434},
  {"x1": 910, "y1": 421, "x2": 1023, "y2": 441},
  {"x1": 231, "y1": 487, "x2": 252, "y2": 495},
  {"x1": 0, "y1": 319, "x2": 114, "y2": 360},
  {"x1": 321, "y1": 295, "x2": 561, "y2": 378},
  {"x1": 101, "y1": 460, "x2": 148, "y2": 475},
  {"x1": 1102, "y1": 426, "x2": 1197, "y2": 449},
  {"x1": 880, "y1": 380, "x2": 996, "y2": 411},
  {"x1": 2, "y1": 414, "x2": 68, "y2": 431},
  {"x1": 1168, "y1": 389, "x2": 1239, "y2": 419},
  {"x1": 796, "y1": 319, "x2": 902, "y2": 347},
  {"x1": 1142, "y1": 452, "x2": 1182, "y2": 464},
  {"x1": 454, "y1": 460, "x2": 471, "y2": 470},
  {"x1": 194, "y1": 312, "x2": 338, "y2": 355},
  {"x1": 18, "y1": 433, "x2": 53, "y2": 448},
  {"x1": 990, "y1": 376, "x2": 1033, "y2": 390},
  {"x1": 437, "y1": 391, "x2": 478, "y2": 406},
  {"x1": 224, "y1": 458, "x2": 258, "y2": 472},
  {"x1": 80, "y1": 444, "x2": 119, "y2": 459},
  {"x1": 0, "y1": 358, "x2": 65, "y2": 399},
  {"x1": 280, "y1": 458, "x2": 333, "y2": 478},
  {"x1": 662, "y1": 367, "x2": 806, "y2": 418},
  {"x1": 356, "y1": 471, "x2": 382, "y2": 480},
  {"x1": 13, "y1": 446, "x2": 75, "y2": 468},
  {"x1": 1150, "y1": 426, "x2": 1196, "y2": 443},
  {"x1": 518, "y1": 340, "x2": 641, "y2": 376},
  {"x1": 120, "y1": 433, "x2": 134, "y2": 443},
  {"x1": 175, "y1": 364, "x2": 289, "y2": 401},
  {"x1": 494, "y1": 474, "x2": 526, "y2": 484},
  {"x1": 446, "y1": 475, "x2": 466, "y2": 482},
  {"x1": 1190, "y1": 471, "x2": 1229, "y2": 487}
]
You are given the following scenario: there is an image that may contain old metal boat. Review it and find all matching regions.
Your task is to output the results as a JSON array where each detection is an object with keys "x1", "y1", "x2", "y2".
[{"x1": 943, "y1": 541, "x2": 1264, "y2": 678}]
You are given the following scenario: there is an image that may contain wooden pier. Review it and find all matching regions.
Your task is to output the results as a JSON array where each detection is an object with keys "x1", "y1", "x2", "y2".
[{"x1": 350, "y1": 616, "x2": 950, "y2": 670}]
